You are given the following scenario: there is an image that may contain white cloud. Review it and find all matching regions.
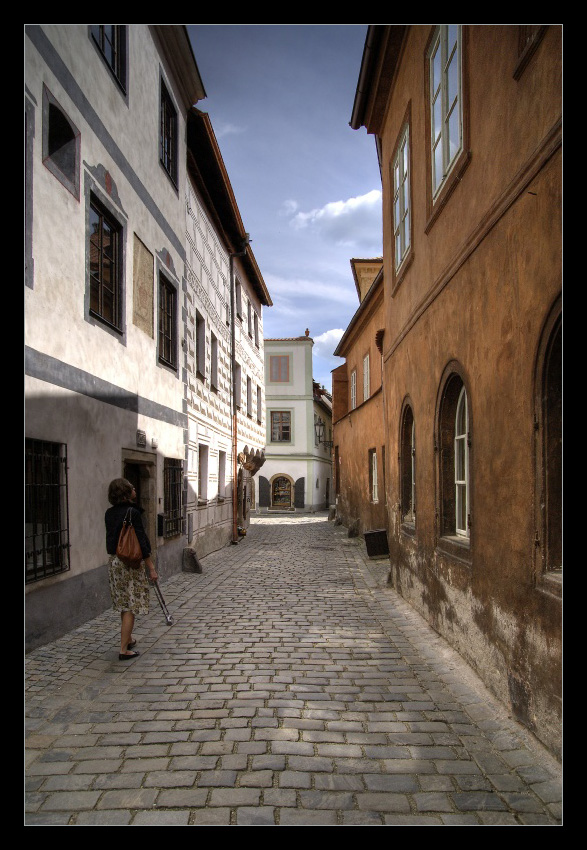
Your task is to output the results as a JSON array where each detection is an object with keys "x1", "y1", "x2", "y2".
[
  {"x1": 265, "y1": 273, "x2": 356, "y2": 306},
  {"x1": 281, "y1": 199, "x2": 299, "y2": 216},
  {"x1": 214, "y1": 121, "x2": 246, "y2": 139},
  {"x1": 289, "y1": 189, "x2": 382, "y2": 252},
  {"x1": 313, "y1": 328, "x2": 345, "y2": 357}
]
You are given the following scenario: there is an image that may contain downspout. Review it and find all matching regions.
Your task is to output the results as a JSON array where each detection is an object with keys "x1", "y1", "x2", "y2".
[{"x1": 229, "y1": 237, "x2": 250, "y2": 544}]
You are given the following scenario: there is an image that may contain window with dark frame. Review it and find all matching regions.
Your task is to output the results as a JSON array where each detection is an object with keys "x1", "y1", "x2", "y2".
[
  {"x1": 196, "y1": 310, "x2": 206, "y2": 379},
  {"x1": 401, "y1": 406, "x2": 416, "y2": 524},
  {"x1": 43, "y1": 86, "x2": 80, "y2": 200},
  {"x1": 90, "y1": 25, "x2": 126, "y2": 90},
  {"x1": 271, "y1": 411, "x2": 291, "y2": 442},
  {"x1": 25, "y1": 439, "x2": 70, "y2": 583},
  {"x1": 158, "y1": 275, "x2": 177, "y2": 369},
  {"x1": 163, "y1": 457, "x2": 182, "y2": 537},
  {"x1": 89, "y1": 198, "x2": 121, "y2": 329},
  {"x1": 160, "y1": 81, "x2": 177, "y2": 183}
]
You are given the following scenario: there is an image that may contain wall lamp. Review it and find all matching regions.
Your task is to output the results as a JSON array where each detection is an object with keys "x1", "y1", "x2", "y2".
[{"x1": 314, "y1": 419, "x2": 333, "y2": 450}]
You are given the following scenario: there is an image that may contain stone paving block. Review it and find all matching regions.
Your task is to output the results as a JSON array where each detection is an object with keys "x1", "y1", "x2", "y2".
[
  {"x1": 299, "y1": 790, "x2": 354, "y2": 810},
  {"x1": 279, "y1": 809, "x2": 338, "y2": 825},
  {"x1": 208, "y1": 788, "x2": 262, "y2": 807},
  {"x1": 75, "y1": 810, "x2": 133, "y2": 825},
  {"x1": 96, "y1": 788, "x2": 159, "y2": 809},
  {"x1": 236, "y1": 806, "x2": 276, "y2": 825},
  {"x1": 363, "y1": 773, "x2": 419, "y2": 793},
  {"x1": 40, "y1": 791, "x2": 102, "y2": 811},
  {"x1": 356, "y1": 793, "x2": 411, "y2": 813},
  {"x1": 132, "y1": 810, "x2": 191, "y2": 825}
]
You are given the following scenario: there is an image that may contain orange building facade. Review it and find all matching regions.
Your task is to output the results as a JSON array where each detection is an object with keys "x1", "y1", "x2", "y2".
[{"x1": 348, "y1": 26, "x2": 562, "y2": 757}]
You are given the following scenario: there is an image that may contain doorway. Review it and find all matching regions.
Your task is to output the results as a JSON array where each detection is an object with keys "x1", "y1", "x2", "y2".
[
  {"x1": 272, "y1": 476, "x2": 292, "y2": 508},
  {"x1": 122, "y1": 450, "x2": 157, "y2": 559}
]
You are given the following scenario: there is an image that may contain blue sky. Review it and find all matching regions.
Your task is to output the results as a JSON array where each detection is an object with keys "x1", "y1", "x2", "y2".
[{"x1": 187, "y1": 25, "x2": 383, "y2": 390}]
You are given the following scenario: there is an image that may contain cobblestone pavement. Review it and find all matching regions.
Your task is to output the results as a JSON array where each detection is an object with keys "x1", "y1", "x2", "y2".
[{"x1": 25, "y1": 514, "x2": 562, "y2": 826}]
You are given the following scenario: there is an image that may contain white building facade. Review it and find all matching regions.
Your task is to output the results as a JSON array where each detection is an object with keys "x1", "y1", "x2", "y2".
[
  {"x1": 184, "y1": 110, "x2": 271, "y2": 556},
  {"x1": 25, "y1": 26, "x2": 270, "y2": 650},
  {"x1": 259, "y1": 335, "x2": 333, "y2": 512}
]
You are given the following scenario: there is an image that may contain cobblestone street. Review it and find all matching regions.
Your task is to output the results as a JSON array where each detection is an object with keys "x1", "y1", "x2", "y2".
[{"x1": 25, "y1": 514, "x2": 562, "y2": 826}]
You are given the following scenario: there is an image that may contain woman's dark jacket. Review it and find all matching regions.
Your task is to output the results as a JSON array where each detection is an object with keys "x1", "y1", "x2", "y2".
[{"x1": 105, "y1": 502, "x2": 151, "y2": 559}]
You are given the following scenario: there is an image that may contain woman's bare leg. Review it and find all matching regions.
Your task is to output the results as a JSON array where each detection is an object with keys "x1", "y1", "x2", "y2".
[{"x1": 120, "y1": 611, "x2": 135, "y2": 655}]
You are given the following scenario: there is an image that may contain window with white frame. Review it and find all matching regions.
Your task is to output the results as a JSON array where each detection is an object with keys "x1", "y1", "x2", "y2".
[
  {"x1": 454, "y1": 385, "x2": 469, "y2": 537},
  {"x1": 247, "y1": 376, "x2": 252, "y2": 417},
  {"x1": 393, "y1": 124, "x2": 411, "y2": 270},
  {"x1": 350, "y1": 369, "x2": 357, "y2": 410},
  {"x1": 369, "y1": 448, "x2": 379, "y2": 503},
  {"x1": 429, "y1": 25, "x2": 462, "y2": 198},
  {"x1": 363, "y1": 354, "x2": 370, "y2": 402},
  {"x1": 257, "y1": 385, "x2": 262, "y2": 423}
]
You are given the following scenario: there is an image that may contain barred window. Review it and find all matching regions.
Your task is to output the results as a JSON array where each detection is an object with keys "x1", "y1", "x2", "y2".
[
  {"x1": 163, "y1": 458, "x2": 182, "y2": 538},
  {"x1": 25, "y1": 439, "x2": 70, "y2": 583}
]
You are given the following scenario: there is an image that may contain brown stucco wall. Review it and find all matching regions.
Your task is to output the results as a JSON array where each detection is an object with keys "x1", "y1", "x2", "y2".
[{"x1": 373, "y1": 25, "x2": 562, "y2": 756}]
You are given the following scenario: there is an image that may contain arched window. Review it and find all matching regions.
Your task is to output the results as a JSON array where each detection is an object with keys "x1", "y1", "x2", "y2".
[
  {"x1": 437, "y1": 370, "x2": 471, "y2": 544},
  {"x1": 454, "y1": 386, "x2": 469, "y2": 537},
  {"x1": 400, "y1": 404, "x2": 416, "y2": 525},
  {"x1": 535, "y1": 302, "x2": 562, "y2": 590}
]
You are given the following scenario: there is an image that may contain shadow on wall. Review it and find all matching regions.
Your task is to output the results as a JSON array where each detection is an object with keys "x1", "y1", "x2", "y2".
[{"x1": 24, "y1": 390, "x2": 178, "y2": 651}]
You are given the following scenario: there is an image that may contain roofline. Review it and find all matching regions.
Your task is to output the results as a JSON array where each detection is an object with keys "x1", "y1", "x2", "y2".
[
  {"x1": 152, "y1": 25, "x2": 206, "y2": 108},
  {"x1": 333, "y1": 267, "x2": 384, "y2": 357},
  {"x1": 187, "y1": 108, "x2": 272, "y2": 307}
]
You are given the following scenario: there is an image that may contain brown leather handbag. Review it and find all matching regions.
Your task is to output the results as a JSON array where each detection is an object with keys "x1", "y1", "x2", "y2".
[{"x1": 116, "y1": 508, "x2": 143, "y2": 568}]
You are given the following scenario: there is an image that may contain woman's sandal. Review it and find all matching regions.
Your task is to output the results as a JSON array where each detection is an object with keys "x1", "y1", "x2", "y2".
[
  {"x1": 127, "y1": 640, "x2": 137, "y2": 649},
  {"x1": 119, "y1": 650, "x2": 140, "y2": 660}
]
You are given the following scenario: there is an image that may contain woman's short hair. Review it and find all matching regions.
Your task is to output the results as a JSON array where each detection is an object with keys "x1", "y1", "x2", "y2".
[{"x1": 108, "y1": 478, "x2": 134, "y2": 505}]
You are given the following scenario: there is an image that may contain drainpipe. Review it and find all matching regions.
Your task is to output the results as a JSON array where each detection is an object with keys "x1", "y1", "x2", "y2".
[{"x1": 229, "y1": 236, "x2": 250, "y2": 544}]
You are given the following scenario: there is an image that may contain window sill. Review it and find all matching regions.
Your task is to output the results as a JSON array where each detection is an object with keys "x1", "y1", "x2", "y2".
[
  {"x1": 436, "y1": 534, "x2": 471, "y2": 565},
  {"x1": 536, "y1": 570, "x2": 562, "y2": 599},
  {"x1": 401, "y1": 521, "x2": 416, "y2": 538},
  {"x1": 391, "y1": 250, "x2": 415, "y2": 297},
  {"x1": 425, "y1": 149, "x2": 472, "y2": 234},
  {"x1": 197, "y1": 498, "x2": 208, "y2": 507}
]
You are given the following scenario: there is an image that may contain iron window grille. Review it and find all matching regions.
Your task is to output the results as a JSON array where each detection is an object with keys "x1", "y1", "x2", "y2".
[
  {"x1": 163, "y1": 458, "x2": 183, "y2": 538},
  {"x1": 25, "y1": 439, "x2": 70, "y2": 584}
]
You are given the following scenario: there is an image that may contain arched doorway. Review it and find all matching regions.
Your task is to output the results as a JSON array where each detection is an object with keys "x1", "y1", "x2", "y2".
[{"x1": 272, "y1": 475, "x2": 292, "y2": 508}]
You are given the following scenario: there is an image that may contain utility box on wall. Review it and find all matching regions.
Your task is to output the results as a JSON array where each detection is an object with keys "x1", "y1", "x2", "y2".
[{"x1": 364, "y1": 529, "x2": 389, "y2": 558}]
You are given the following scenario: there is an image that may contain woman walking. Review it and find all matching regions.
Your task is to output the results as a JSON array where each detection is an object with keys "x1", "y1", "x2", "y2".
[{"x1": 105, "y1": 478, "x2": 158, "y2": 659}]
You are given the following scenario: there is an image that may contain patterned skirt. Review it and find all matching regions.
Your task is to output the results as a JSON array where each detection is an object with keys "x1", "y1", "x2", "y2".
[{"x1": 108, "y1": 555, "x2": 150, "y2": 615}]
